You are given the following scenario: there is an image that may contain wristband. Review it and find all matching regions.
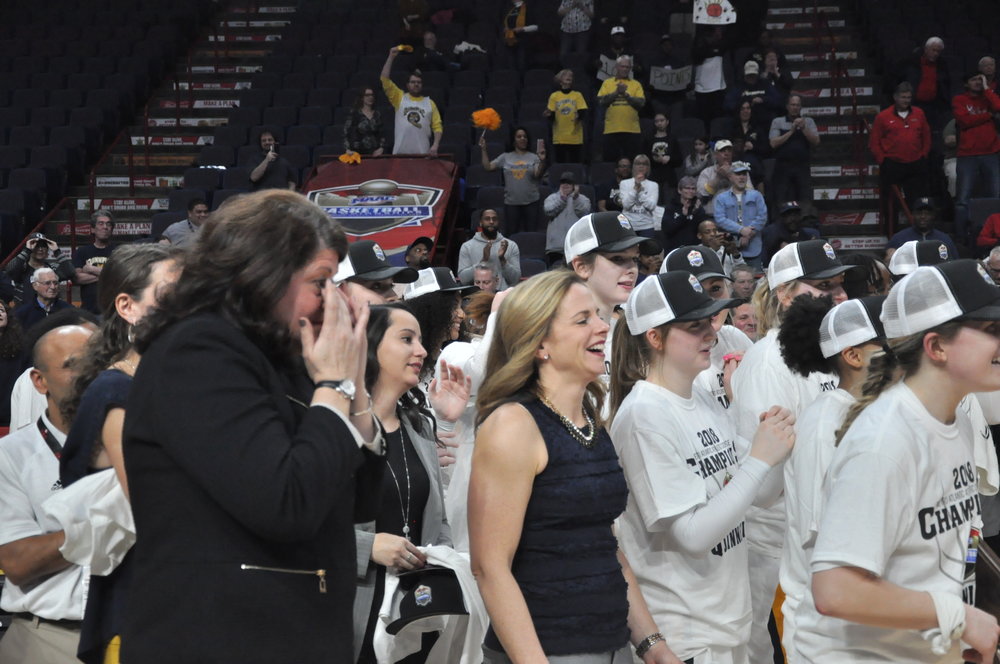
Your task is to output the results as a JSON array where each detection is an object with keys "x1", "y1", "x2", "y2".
[{"x1": 634, "y1": 632, "x2": 664, "y2": 658}]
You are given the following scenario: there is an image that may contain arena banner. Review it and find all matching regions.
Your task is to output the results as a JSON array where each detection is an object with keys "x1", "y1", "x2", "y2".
[
  {"x1": 827, "y1": 236, "x2": 887, "y2": 251},
  {"x1": 303, "y1": 156, "x2": 458, "y2": 258},
  {"x1": 819, "y1": 212, "x2": 879, "y2": 225},
  {"x1": 694, "y1": 0, "x2": 736, "y2": 24}
]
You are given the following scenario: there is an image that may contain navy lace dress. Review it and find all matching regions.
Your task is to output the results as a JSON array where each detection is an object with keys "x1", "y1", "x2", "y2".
[{"x1": 484, "y1": 398, "x2": 631, "y2": 656}]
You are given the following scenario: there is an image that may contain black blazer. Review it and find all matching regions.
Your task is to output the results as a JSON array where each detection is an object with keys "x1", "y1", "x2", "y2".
[{"x1": 122, "y1": 313, "x2": 381, "y2": 663}]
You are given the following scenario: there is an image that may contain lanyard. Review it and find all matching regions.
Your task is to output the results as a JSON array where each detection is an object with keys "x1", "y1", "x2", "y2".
[{"x1": 37, "y1": 416, "x2": 62, "y2": 459}]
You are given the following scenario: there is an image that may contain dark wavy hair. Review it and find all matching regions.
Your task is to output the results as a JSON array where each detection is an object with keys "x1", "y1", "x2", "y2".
[
  {"x1": 135, "y1": 190, "x2": 347, "y2": 363},
  {"x1": 0, "y1": 301, "x2": 25, "y2": 360},
  {"x1": 404, "y1": 290, "x2": 464, "y2": 380},
  {"x1": 365, "y1": 303, "x2": 436, "y2": 441},
  {"x1": 508, "y1": 125, "x2": 532, "y2": 153},
  {"x1": 63, "y1": 244, "x2": 177, "y2": 425},
  {"x1": 778, "y1": 294, "x2": 835, "y2": 377}
]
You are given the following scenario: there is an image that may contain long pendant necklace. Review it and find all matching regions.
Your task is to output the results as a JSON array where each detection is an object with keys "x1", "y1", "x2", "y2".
[
  {"x1": 385, "y1": 428, "x2": 412, "y2": 540},
  {"x1": 539, "y1": 395, "x2": 596, "y2": 448}
]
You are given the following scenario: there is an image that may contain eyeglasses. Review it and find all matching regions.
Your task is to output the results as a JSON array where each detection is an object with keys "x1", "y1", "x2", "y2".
[{"x1": 37, "y1": 280, "x2": 59, "y2": 287}]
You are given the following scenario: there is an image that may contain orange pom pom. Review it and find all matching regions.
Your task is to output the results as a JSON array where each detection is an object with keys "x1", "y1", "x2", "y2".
[
  {"x1": 338, "y1": 152, "x2": 362, "y2": 164},
  {"x1": 472, "y1": 108, "x2": 502, "y2": 131},
  {"x1": 397, "y1": 44, "x2": 413, "y2": 52}
]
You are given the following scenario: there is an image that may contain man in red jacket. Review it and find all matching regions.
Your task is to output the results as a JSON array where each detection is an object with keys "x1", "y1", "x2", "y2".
[
  {"x1": 953, "y1": 71, "x2": 1000, "y2": 245},
  {"x1": 870, "y1": 82, "x2": 931, "y2": 228}
]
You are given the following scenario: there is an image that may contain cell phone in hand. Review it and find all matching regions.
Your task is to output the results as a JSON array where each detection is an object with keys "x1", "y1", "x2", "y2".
[{"x1": 536, "y1": 139, "x2": 544, "y2": 152}]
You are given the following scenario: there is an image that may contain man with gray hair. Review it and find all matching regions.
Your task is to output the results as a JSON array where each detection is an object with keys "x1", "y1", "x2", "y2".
[
  {"x1": 13, "y1": 267, "x2": 76, "y2": 331},
  {"x1": 869, "y1": 82, "x2": 931, "y2": 227},
  {"x1": 984, "y1": 246, "x2": 1000, "y2": 285},
  {"x1": 901, "y1": 36, "x2": 951, "y2": 129},
  {"x1": 472, "y1": 263, "x2": 500, "y2": 293},
  {"x1": 73, "y1": 208, "x2": 116, "y2": 314},
  {"x1": 981, "y1": 55, "x2": 997, "y2": 91},
  {"x1": 597, "y1": 55, "x2": 645, "y2": 161}
]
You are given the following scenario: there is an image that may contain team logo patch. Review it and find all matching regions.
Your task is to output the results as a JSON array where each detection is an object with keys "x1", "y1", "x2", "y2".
[
  {"x1": 688, "y1": 274, "x2": 703, "y2": 292},
  {"x1": 310, "y1": 179, "x2": 443, "y2": 236},
  {"x1": 687, "y1": 250, "x2": 704, "y2": 267},
  {"x1": 414, "y1": 584, "x2": 432, "y2": 607},
  {"x1": 823, "y1": 242, "x2": 836, "y2": 260},
  {"x1": 938, "y1": 244, "x2": 948, "y2": 260},
  {"x1": 977, "y1": 263, "x2": 993, "y2": 285},
  {"x1": 617, "y1": 214, "x2": 632, "y2": 230},
  {"x1": 372, "y1": 243, "x2": 386, "y2": 261}
]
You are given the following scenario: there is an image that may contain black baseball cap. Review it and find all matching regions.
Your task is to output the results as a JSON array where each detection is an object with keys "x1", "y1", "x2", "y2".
[
  {"x1": 406, "y1": 236, "x2": 434, "y2": 254},
  {"x1": 767, "y1": 239, "x2": 855, "y2": 287},
  {"x1": 662, "y1": 245, "x2": 730, "y2": 281},
  {"x1": 912, "y1": 197, "x2": 935, "y2": 211},
  {"x1": 564, "y1": 211, "x2": 646, "y2": 262},
  {"x1": 779, "y1": 201, "x2": 802, "y2": 215},
  {"x1": 385, "y1": 566, "x2": 468, "y2": 635},
  {"x1": 623, "y1": 271, "x2": 738, "y2": 333},
  {"x1": 334, "y1": 240, "x2": 418, "y2": 284}
]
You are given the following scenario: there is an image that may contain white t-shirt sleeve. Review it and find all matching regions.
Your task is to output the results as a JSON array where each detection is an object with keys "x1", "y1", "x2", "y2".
[
  {"x1": 0, "y1": 448, "x2": 44, "y2": 544},
  {"x1": 621, "y1": 426, "x2": 707, "y2": 531},
  {"x1": 811, "y1": 450, "x2": 912, "y2": 575}
]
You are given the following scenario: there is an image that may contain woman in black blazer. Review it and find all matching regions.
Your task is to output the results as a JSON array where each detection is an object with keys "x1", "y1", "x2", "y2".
[{"x1": 121, "y1": 190, "x2": 384, "y2": 663}]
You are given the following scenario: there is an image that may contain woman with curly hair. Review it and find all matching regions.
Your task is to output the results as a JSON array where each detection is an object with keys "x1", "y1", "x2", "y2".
[{"x1": 775, "y1": 293, "x2": 886, "y2": 660}]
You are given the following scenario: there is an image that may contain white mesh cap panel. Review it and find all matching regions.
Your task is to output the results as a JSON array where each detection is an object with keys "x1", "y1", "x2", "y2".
[
  {"x1": 887, "y1": 241, "x2": 920, "y2": 276},
  {"x1": 818, "y1": 300, "x2": 880, "y2": 358},
  {"x1": 332, "y1": 254, "x2": 357, "y2": 284},
  {"x1": 402, "y1": 268, "x2": 441, "y2": 300},
  {"x1": 767, "y1": 243, "x2": 806, "y2": 288},
  {"x1": 564, "y1": 215, "x2": 598, "y2": 262},
  {"x1": 881, "y1": 267, "x2": 963, "y2": 337},
  {"x1": 623, "y1": 276, "x2": 677, "y2": 334}
]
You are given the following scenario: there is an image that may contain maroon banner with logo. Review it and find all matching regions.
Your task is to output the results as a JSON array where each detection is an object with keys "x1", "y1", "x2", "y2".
[{"x1": 302, "y1": 156, "x2": 458, "y2": 259}]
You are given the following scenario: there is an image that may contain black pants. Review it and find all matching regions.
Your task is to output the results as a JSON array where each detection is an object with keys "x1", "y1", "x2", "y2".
[
  {"x1": 879, "y1": 157, "x2": 928, "y2": 227},
  {"x1": 771, "y1": 160, "x2": 811, "y2": 208},
  {"x1": 505, "y1": 202, "x2": 541, "y2": 234},
  {"x1": 553, "y1": 143, "x2": 584, "y2": 165},
  {"x1": 601, "y1": 132, "x2": 641, "y2": 163}
]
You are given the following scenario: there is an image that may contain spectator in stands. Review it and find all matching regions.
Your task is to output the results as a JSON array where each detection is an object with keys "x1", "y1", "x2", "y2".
[
  {"x1": 597, "y1": 55, "x2": 645, "y2": 162},
  {"x1": 729, "y1": 300, "x2": 758, "y2": 341},
  {"x1": 596, "y1": 26, "x2": 643, "y2": 81},
  {"x1": 981, "y1": 56, "x2": 998, "y2": 92},
  {"x1": 558, "y1": 0, "x2": 594, "y2": 63},
  {"x1": 479, "y1": 128, "x2": 546, "y2": 234},
  {"x1": 471, "y1": 263, "x2": 501, "y2": 293},
  {"x1": 637, "y1": 238, "x2": 664, "y2": 280},
  {"x1": 334, "y1": 240, "x2": 418, "y2": 304},
  {"x1": 596, "y1": 156, "x2": 631, "y2": 212},
  {"x1": 457, "y1": 208, "x2": 521, "y2": 289},
  {"x1": 697, "y1": 218, "x2": 747, "y2": 278},
  {"x1": 544, "y1": 69, "x2": 588, "y2": 164},
  {"x1": 405, "y1": 236, "x2": 433, "y2": 270},
  {"x1": 682, "y1": 136, "x2": 714, "y2": 178},
  {"x1": 6, "y1": 233, "x2": 75, "y2": 305},
  {"x1": 73, "y1": 209, "x2": 116, "y2": 315},
  {"x1": 901, "y1": 36, "x2": 951, "y2": 130},
  {"x1": 723, "y1": 60, "x2": 782, "y2": 121},
  {"x1": 870, "y1": 82, "x2": 931, "y2": 228},
  {"x1": 761, "y1": 49, "x2": 792, "y2": 101},
  {"x1": 648, "y1": 34, "x2": 690, "y2": 116},
  {"x1": 644, "y1": 112, "x2": 682, "y2": 196},
  {"x1": 760, "y1": 201, "x2": 821, "y2": 267},
  {"x1": 692, "y1": 25, "x2": 729, "y2": 126},
  {"x1": 747, "y1": 30, "x2": 786, "y2": 71},
  {"x1": 159, "y1": 198, "x2": 209, "y2": 249},
  {"x1": 246, "y1": 131, "x2": 296, "y2": 191},
  {"x1": 502, "y1": 0, "x2": 539, "y2": 72},
  {"x1": 953, "y1": 71, "x2": 1000, "y2": 245},
  {"x1": 942, "y1": 117, "x2": 959, "y2": 197},
  {"x1": 714, "y1": 161, "x2": 767, "y2": 269},
  {"x1": 883, "y1": 197, "x2": 958, "y2": 261},
  {"x1": 343, "y1": 87, "x2": 386, "y2": 157},
  {"x1": 840, "y1": 253, "x2": 891, "y2": 298},
  {"x1": 0, "y1": 302, "x2": 23, "y2": 427},
  {"x1": 977, "y1": 212, "x2": 1000, "y2": 251},
  {"x1": 725, "y1": 101, "x2": 771, "y2": 163},
  {"x1": 619, "y1": 155, "x2": 659, "y2": 237},
  {"x1": 730, "y1": 264, "x2": 757, "y2": 299},
  {"x1": 397, "y1": 0, "x2": 429, "y2": 46},
  {"x1": 14, "y1": 268, "x2": 77, "y2": 331},
  {"x1": 544, "y1": 171, "x2": 593, "y2": 264},
  {"x1": 381, "y1": 48, "x2": 443, "y2": 156},
  {"x1": 415, "y1": 30, "x2": 455, "y2": 72},
  {"x1": 769, "y1": 94, "x2": 819, "y2": 207},
  {"x1": 662, "y1": 176, "x2": 708, "y2": 251},
  {"x1": 983, "y1": 245, "x2": 1000, "y2": 284},
  {"x1": 0, "y1": 323, "x2": 92, "y2": 664},
  {"x1": 697, "y1": 139, "x2": 751, "y2": 216}
]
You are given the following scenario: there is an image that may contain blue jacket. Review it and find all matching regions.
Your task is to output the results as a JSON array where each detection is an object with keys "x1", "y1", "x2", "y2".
[{"x1": 714, "y1": 188, "x2": 768, "y2": 258}]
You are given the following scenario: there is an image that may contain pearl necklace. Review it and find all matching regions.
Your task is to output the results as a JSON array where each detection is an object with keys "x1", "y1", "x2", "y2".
[{"x1": 539, "y1": 395, "x2": 596, "y2": 448}]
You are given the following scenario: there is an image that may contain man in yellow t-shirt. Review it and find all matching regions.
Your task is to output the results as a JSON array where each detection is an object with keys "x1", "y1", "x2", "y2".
[
  {"x1": 380, "y1": 47, "x2": 443, "y2": 156},
  {"x1": 597, "y1": 55, "x2": 645, "y2": 162},
  {"x1": 545, "y1": 69, "x2": 589, "y2": 163}
]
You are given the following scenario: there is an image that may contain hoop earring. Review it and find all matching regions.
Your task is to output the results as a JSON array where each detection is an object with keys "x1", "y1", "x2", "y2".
[{"x1": 127, "y1": 325, "x2": 135, "y2": 345}]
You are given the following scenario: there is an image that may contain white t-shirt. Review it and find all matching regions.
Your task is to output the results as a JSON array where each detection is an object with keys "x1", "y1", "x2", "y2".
[
  {"x1": 731, "y1": 329, "x2": 838, "y2": 557},
  {"x1": 694, "y1": 324, "x2": 754, "y2": 416},
  {"x1": 611, "y1": 380, "x2": 758, "y2": 660},
  {"x1": 794, "y1": 382, "x2": 979, "y2": 663},
  {"x1": 0, "y1": 412, "x2": 86, "y2": 619},
  {"x1": 779, "y1": 388, "x2": 854, "y2": 657},
  {"x1": 695, "y1": 55, "x2": 726, "y2": 93},
  {"x1": 9, "y1": 367, "x2": 46, "y2": 431}
]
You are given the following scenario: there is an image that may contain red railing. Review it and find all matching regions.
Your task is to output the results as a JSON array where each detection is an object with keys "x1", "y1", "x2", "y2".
[{"x1": 888, "y1": 184, "x2": 913, "y2": 239}]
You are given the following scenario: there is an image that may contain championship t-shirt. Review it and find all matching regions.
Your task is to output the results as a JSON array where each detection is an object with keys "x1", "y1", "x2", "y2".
[
  {"x1": 611, "y1": 380, "x2": 756, "y2": 659},
  {"x1": 794, "y1": 382, "x2": 980, "y2": 663},
  {"x1": 779, "y1": 387, "x2": 854, "y2": 656},
  {"x1": 547, "y1": 90, "x2": 588, "y2": 145},
  {"x1": 694, "y1": 324, "x2": 754, "y2": 416}
]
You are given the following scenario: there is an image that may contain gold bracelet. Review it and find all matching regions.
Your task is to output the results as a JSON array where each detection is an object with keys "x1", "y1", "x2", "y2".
[{"x1": 350, "y1": 392, "x2": 373, "y2": 418}]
